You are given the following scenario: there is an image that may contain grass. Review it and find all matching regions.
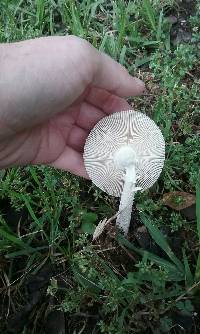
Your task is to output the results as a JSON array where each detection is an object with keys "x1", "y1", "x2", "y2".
[{"x1": 0, "y1": 0, "x2": 200, "y2": 333}]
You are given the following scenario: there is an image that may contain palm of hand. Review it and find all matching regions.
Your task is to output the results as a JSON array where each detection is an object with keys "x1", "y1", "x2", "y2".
[
  {"x1": 7, "y1": 87, "x2": 130, "y2": 177},
  {"x1": 0, "y1": 36, "x2": 145, "y2": 177}
]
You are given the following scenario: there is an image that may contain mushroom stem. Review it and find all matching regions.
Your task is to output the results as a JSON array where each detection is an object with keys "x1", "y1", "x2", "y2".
[{"x1": 116, "y1": 165, "x2": 139, "y2": 235}]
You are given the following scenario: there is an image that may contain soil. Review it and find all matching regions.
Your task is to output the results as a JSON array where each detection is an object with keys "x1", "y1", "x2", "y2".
[{"x1": 167, "y1": 0, "x2": 197, "y2": 45}]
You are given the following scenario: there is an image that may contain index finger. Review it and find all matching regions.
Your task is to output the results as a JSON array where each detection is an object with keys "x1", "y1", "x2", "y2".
[{"x1": 92, "y1": 49, "x2": 145, "y2": 97}]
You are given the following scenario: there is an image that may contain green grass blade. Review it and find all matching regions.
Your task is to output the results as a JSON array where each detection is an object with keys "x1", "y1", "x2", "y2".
[
  {"x1": 94, "y1": 254, "x2": 120, "y2": 282},
  {"x1": 119, "y1": 45, "x2": 126, "y2": 65},
  {"x1": 68, "y1": 1, "x2": 84, "y2": 37},
  {"x1": 140, "y1": 214, "x2": 184, "y2": 272},
  {"x1": 90, "y1": 0, "x2": 104, "y2": 17},
  {"x1": 182, "y1": 249, "x2": 194, "y2": 286},
  {"x1": 142, "y1": 0, "x2": 156, "y2": 32},
  {"x1": 134, "y1": 55, "x2": 152, "y2": 68},
  {"x1": 21, "y1": 194, "x2": 42, "y2": 227},
  {"x1": 35, "y1": 0, "x2": 45, "y2": 28},
  {"x1": 6, "y1": 246, "x2": 48, "y2": 259},
  {"x1": 117, "y1": 234, "x2": 184, "y2": 281},
  {"x1": 195, "y1": 255, "x2": 200, "y2": 281},
  {"x1": 21, "y1": 194, "x2": 49, "y2": 242},
  {"x1": 99, "y1": 33, "x2": 109, "y2": 52},
  {"x1": 0, "y1": 227, "x2": 30, "y2": 249},
  {"x1": 127, "y1": 36, "x2": 159, "y2": 45},
  {"x1": 156, "y1": 9, "x2": 163, "y2": 41}
]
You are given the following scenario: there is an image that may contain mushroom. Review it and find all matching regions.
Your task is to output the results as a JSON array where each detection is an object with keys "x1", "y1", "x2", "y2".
[{"x1": 83, "y1": 110, "x2": 165, "y2": 235}]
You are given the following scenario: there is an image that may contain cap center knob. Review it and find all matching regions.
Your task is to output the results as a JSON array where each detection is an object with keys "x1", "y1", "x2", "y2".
[{"x1": 113, "y1": 145, "x2": 137, "y2": 169}]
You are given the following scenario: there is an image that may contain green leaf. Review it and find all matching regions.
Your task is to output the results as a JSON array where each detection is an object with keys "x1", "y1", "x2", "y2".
[
  {"x1": 6, "y1": 246, "x2": 48, "y2": 259},
  {"x1": 82, "y1": 212, "x2": 97, "y2": 224},
  {"x1": 127, "y1": 36, "x2": 159, "y2": 45},
  {"x1": 119, "y1": 45, "x2": 127, "y2": 65},
  {"x1": 156, "y1": 9, "x2": 163, "y2": 41},
  {"x1": 90, "y1": 0, "x2": 105, "y2": 17},
  {"x1": 35, "y1": 0, "x2": 45, "y2": 27},
  {"x1": 140, "y1": 214, "x2": 184, "y2": 272},
  {"x1": 134, "y1": 55, "x2": 153, "y2": 68},
  {"x1": 96, "y1": 255, "x2": 120, "y2": 282},
  {"x1": 0, "y1": 228, "x2": 24, "y2": 247},
  {"x1": 176, "y1": 300, "x2": 194, "y2": 314},
  {"x1": 160, "y1": 316, "x2": 173, "y2": 333},
  {"x1": 21, "y1": 194, "x2": 49, "y2": 243},
  {"x1": 81, "y1": 221, "x2": 95, "y2": 234},
  {"x1": 142, "y1": 0, "x2": 156, "y2": 32},
  {"x1": 122, "y1": 272, "x2": 137, "y2": 286},
  {"x1": 117, "y1": 234, "x2": 184, "y2": 281},
  {"x1": 118, "y1": 307, "x2": 128, "y2": 331},
  {"x1": 0, "y1": 228, "x2": 32, "y2": 250},
  {"x1": 21, "y1": 194, "x2": 41, "y2": 226},
  {"x1": 72, "y1": 268, "x2": 101, "y2": 293},
  {"x1": 81, "y1": 212, "x2": 97, "y2": 234},
  {"x1": 183, "y1": 249, "x2": 194, "y2": 286},
  {"x1": 99, "y1": 33, "x2": 109, "y2": 52}
]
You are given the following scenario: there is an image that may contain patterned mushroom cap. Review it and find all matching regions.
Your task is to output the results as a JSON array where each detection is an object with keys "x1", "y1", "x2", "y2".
[{"x1": 83, "y1": 110, "x2": 165, "y2": 197}]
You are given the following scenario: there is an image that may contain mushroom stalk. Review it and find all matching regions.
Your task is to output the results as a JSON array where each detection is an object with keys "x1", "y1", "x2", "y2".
[
  {"x1": 116, "y1": 165, "x2": 139, "y2": 235},
  {"x1": 113, "y1": 145, "x2": 140, "y2": 235}
]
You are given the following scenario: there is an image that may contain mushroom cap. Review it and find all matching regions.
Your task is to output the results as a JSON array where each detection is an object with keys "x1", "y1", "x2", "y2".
[{"x1": 83, "y1": 110, "x2": 165, "y2": 197}]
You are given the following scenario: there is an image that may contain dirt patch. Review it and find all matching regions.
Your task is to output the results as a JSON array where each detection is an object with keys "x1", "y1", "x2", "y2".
[{"x1": 167, "y1": 0, "x2": 197, "y2": 44}]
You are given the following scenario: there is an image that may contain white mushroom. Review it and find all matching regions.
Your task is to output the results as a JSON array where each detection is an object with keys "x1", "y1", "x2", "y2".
[{"x1": 83, "y1": 110, "x2": 165, "y2": 235}]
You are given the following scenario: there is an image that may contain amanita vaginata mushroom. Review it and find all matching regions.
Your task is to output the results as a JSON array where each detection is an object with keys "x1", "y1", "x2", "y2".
[{"x1": 83, "y1": 110, "x2": 165, "y2": 235}]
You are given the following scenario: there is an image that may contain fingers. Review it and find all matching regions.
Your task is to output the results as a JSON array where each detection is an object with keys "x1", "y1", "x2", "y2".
[
  {"x1": 85, "y1": 87, "x2": 132, "y2": 113},
  {"x1": 92, "y1": 50, "x2": 145, "y2": 97},
  {"x1": 49, "y1": 146, "x2": 89, "y2": 179},
  {"x1": 66, "y1": 36, "x2": 145, "y2": 98},
  {"x1": 67, "y1": 125, "x2": 89, "y2": 152},
  {"x1": 75, "y1": 102, "x2": 105, "y2": 130},
  {"x1": 51, "y1": 111, "x2": 89, "y2": 152},
  {"x1": 68, "y1": 96, "x2": 130, "y2": 132}
]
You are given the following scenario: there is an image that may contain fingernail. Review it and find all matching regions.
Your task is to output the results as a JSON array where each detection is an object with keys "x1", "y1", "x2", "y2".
[
  {"x1": 133, "y1": 78, "x2": 146, "y2": 93},
  {"x1": 134, "y1": 77, "x2": 145, "y2": 86}
]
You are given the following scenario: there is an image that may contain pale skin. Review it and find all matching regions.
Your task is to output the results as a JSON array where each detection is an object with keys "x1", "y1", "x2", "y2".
[{"x1": 0, "y1": 36, "x2": 145, "y2": 178}]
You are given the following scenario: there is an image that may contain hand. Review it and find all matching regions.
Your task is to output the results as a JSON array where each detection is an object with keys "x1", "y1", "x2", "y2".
[{"x1": 0, "y1": 36, "x2": 145, "y2": 178}]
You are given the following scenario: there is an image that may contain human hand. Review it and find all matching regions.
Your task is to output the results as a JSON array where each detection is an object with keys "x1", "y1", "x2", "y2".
[{"x1": 0, "y1": 36, "x2": 145, "y2": 178}]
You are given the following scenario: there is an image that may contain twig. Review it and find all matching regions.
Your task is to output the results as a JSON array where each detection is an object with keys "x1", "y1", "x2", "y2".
[
  {"x1": 96, "y1": 247, "x2": 117, "y2": 253},
  {"x1": 161, "y1": 280, "x2": 200, "y2": 315},
  {"x1": 119, "y1": 244, "x2": 137, "y2": 262}
]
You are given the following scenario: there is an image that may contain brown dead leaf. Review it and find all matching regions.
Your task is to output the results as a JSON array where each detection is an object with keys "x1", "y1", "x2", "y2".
[{"x1": 163, "y1": 191, "x2": 196, "y2": 211}]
